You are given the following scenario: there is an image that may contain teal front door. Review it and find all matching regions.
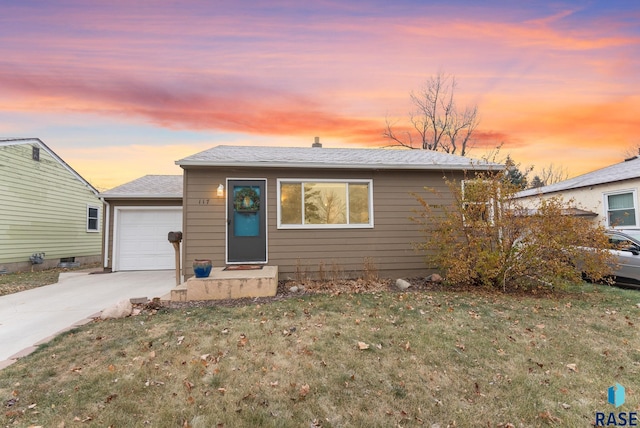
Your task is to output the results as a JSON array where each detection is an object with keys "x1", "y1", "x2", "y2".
[{"x1": 227, "y1": 179, "x2": 267, "y2": 263}]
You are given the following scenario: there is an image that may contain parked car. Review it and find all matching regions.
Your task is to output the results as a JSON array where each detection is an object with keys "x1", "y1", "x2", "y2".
[{"x1": 605, "y1": 230, "x2": 640, "y2": 288}]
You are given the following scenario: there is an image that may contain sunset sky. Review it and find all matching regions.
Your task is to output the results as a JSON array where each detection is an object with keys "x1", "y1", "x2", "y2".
[{"x1": 1, "y1": 0, "x2": 639, "y2": 190}]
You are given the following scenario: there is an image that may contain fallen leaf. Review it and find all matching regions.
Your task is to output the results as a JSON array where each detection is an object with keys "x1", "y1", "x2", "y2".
[
  {"x1": 217, "y1": 387, "x2": 227, "y2": 394},
  {"x1": 177, "y1": 336, "x2": 185, "y2": 345},
  {"x1": 270, "y1": 381, "x2": 279, "y2": 387},
  {"x1": 238, "y1": 334, "x2": 248, "y2": 347},
  {"x1": 299, "y1": 384, "x2": 310, "y2": 397},
  {"x1": 357, "y1": 341, "x2": 369, "y2": 350},
  {"x1": 184, "y1": 380, "x2": 195, "y2": 392},
  {"x1": 566, "y1": 364, "x2": 578, "y2": 372},
  {"x1": 538, "y1": 410, "x2": 561, "y2": 423}
]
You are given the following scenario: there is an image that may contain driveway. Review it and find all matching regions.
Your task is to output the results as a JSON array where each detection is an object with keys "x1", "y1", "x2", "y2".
[{"x1": 0, "y1": 270, "x2": 175, "y2": 367}]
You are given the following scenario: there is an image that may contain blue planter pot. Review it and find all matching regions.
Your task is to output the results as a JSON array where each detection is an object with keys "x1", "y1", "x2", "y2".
[{"x1": 193, "y1": 259, "x2": 212, "y2": 278}]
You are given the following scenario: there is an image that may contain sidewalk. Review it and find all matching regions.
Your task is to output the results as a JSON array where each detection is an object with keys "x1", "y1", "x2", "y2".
[{"x1": 0, "y1": 270, "x2": 175, "y2": 368}]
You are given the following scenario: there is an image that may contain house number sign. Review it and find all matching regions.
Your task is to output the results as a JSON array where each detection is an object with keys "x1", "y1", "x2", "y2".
[{"x1": 198, "y1": 199, "x2": 210, "y2": 205}]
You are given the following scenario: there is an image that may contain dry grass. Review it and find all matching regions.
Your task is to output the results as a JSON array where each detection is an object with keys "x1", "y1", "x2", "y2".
[
  {"x1": 0, "y1": 263, "x2": 101, "y2": 297},
  {"x1": 1, "y1": 284, "x2": 639, "y2": 427}
]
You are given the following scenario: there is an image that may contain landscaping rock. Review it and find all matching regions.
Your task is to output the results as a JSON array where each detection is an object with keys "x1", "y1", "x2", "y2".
[
  {"x1": 426, "y1": 273, "x2": 443, "y2": 283},
  {"x1": 101, "y1": 299, "x2": 133, "y2": 320},
  {"x1": 395, "y1": 279, "x2": 412, "y2": 290},
  {"x1": 289, "y1": 286, "x2": 299, "y2": 293}
]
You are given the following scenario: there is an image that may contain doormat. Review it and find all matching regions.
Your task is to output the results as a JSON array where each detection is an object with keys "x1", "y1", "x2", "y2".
[{"x1": 223, "y1": 265, "x2": 264, "y2": 271}]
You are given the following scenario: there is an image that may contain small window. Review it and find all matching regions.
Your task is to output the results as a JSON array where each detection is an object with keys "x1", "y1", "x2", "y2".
[
  {"x1": 32, "y1": 146, "x2": 40, "y2": 161},
  {"x1": 278, "y1": 179, "x2": 373, "y2": 228},
  {"x1": 87, "y1": 206, "x2": 99, "y2": 232},
  {"x1": 605, "y1": 191, "x2": 637, "y2": 228}
]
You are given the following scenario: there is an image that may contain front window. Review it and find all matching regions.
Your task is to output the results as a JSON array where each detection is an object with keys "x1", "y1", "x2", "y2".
[
  {"x1": 605, "y1": 191, "x2": 637, "y2": 228},
  {"x1": 87, "y1": 206, "x2": 99, "y2": 232},
  {"x1": 278, "y1": 179, "x2": 373, "y2": 228}
]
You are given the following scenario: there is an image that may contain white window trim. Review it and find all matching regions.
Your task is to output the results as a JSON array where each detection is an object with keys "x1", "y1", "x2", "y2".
[
  {"x1": 603, "y1": 188, "x2": 638, "y2": 229},
  {"x1": 461, "y1": 180, "x2": 498, "y2": 226},
  {"x1": 277, "y1": 178, "x2": 374, "y2": 229},
  {"x1": 87, "y1": 204, "x2": 100, "y2": 232}
]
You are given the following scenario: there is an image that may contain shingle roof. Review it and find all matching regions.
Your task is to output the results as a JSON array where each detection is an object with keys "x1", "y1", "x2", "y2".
[
  {"x1": 517, "y1": 156, "x2": 640, "y2": 198},
  {"x1": 176, "y1": 145, "x2": 503, "y2": 171},
  {"x1": 101, "y1": 175, "x2": 183, "y2": 198}
]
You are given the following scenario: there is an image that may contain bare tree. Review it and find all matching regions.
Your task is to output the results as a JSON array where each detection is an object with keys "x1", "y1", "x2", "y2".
[
  {"x1": 622, "y1": 142, "x2": 640, "y2": 160},
  {"x1": 539, "y1": 163, "x2": 569, "y2": 186},
  {"x1": 384, "y1": 72, "x2": 479, "y2": 156},
  {"x1": 319, "y1": 190, "x2": 346, "y2": 224}
]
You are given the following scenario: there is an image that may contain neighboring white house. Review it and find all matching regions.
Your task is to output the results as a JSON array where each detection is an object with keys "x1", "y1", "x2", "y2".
[{"x1": 516, "y1": 156, "x2": 640, "y2": 230}]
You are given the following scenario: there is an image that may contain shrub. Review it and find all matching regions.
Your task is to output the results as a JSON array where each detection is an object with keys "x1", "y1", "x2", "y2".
[{"x1": 412, "y1": 171, "x2": 615, "y2": 291}]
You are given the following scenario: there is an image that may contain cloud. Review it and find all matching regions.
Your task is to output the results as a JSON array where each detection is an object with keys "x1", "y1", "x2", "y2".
[{"x1": 0, "y1": 66, "x2": 386, "y2": 144}]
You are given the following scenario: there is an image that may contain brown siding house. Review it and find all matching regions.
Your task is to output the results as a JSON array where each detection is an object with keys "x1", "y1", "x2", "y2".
[{"x1": 176, "y1": 144, "x2": 501, "y2": 279}]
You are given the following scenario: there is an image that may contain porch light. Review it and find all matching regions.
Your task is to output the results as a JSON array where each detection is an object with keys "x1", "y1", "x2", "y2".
[{"x1": 217, "y1": 184, "x2": 225, "y2": 197}]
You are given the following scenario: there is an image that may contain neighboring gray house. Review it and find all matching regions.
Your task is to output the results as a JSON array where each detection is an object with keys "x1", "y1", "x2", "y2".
[
  {"x1": 0, "y1": 138, "x2": 102, "y2": 273},
  {"x1": 100, "y1": 175, "x2": 183, "y2": 271},
  {"x1": 517, "y1": 155, "x2": 640, "y2": 230}
]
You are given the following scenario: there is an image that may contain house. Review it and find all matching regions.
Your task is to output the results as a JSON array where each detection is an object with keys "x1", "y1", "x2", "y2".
[
  {"x1": 0, "y1": 138, "x2": 102, "y2": 273},
  {"x1": 171, "y1": 143, "x2": 502, "y2": 279},
  {"x1": 100, "y1": 175, "x2": 183, "y2": 271},
  {"x1": 516, "y1": 155, "x2": 640, "y2": 230}
]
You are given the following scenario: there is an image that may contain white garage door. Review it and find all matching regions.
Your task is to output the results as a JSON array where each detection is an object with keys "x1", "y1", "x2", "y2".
[{"x1": 116, "y1": 208, "x2": 183, "y2": 271}]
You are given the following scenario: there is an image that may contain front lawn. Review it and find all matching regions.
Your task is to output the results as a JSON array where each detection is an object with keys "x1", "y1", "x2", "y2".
[{"x1": 1, "y1": 284, "x2": 639, "y2": 427}]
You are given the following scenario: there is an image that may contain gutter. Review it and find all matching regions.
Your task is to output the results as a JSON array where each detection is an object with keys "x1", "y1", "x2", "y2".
[
  {"x1": 100, "y1": 197, "x2": 110, "y2": 270},
  {"x1": 175, "y1": 161, "x2": 502, "y2": 171},
  {"x1": 98, "y1": 194, "x2": 182, "y2": 199}
]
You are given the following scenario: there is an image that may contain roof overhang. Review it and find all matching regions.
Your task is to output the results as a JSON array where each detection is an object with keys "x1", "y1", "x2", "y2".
[
  {"x1": 100, "y1": 193, "x2": 182, "y2": 199},
  {"x1": 176, "y1": 160, "x2": 500, "y2": 171}
]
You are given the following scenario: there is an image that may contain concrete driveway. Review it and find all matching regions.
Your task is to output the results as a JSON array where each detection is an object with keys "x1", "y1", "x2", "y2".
[{"x1": 0, "y1": 270, "x2": 175, "y2": 367}]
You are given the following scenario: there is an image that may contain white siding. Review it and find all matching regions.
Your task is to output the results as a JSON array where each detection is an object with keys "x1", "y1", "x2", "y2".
[{"x1": 518, "y1": 179, "x2": 640, "y2": 228}]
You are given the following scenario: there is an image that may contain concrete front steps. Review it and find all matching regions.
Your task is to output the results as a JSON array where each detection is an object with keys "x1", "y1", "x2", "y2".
[{"x1": 168, "y1": 266, "x2": 278, "y2": 302}]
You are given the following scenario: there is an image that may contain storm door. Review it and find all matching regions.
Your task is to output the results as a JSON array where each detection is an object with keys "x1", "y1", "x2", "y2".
[{"x1": 227, "y1": 179, "x2": 267, "y2": 263}]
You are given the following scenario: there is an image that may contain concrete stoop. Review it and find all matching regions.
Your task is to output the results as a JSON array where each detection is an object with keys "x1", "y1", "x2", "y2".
[{"x1": 169, "y1": 266, "x2": 278, "y2": 301}]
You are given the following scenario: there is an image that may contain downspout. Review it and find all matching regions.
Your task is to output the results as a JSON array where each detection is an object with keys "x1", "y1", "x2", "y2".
[{"x1": 100, "y1": 197, "x2": 110, "y2": 271}]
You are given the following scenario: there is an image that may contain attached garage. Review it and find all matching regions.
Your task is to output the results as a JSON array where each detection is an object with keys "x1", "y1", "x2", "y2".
[
  {"x1": 100, "y1": 175, "x2": 184, "y2": 272},
  {"x1": 114, "y1": 207, "x2": 182, "y2": 271}
]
